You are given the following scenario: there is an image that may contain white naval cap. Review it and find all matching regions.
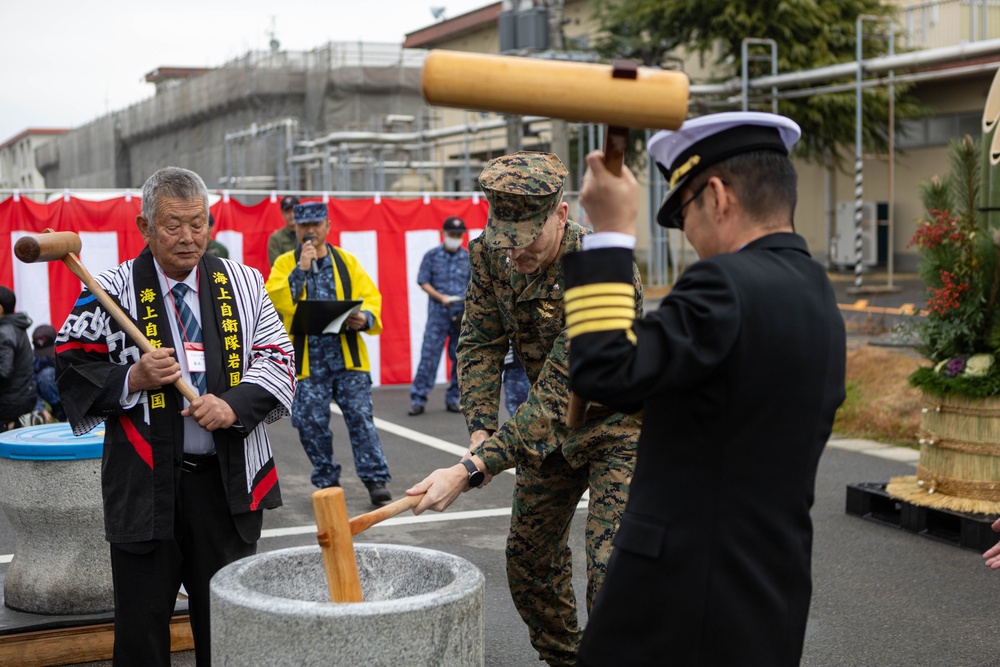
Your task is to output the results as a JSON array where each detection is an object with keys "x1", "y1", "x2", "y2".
[{"x1": 648, "y1": 112, "x2": 801, "y2": 228}]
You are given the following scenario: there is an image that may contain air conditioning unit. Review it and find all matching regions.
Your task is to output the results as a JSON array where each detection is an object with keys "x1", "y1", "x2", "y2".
[
  {"x1": 831, "y1": 201, "x2": 878, "y2": 269},
  {"x1": 499, "y1": 6, "x2": 549, "y2": 52}
]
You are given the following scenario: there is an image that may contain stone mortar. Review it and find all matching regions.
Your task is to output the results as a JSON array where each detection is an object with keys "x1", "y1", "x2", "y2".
[
  {"x1": 211, "y1": 543, "x2": 485, "y2": 666},
  {"x1": 0, "y1": 456, "x2": 112, "y2": 615}
]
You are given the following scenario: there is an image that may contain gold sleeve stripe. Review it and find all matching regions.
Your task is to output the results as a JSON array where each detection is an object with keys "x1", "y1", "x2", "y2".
[
  {"x1": 565, "y1": 283, "x2": 634, "y2": 302},
  {"x1": 566, "y1": 306, "x2": 636, "y2": 328},
  {"x1": 565, "y1": 294, "x2": 634, "y2": 315},
  {"x1": 567, "y1": 318, "x2": 634, "y2": 339}
]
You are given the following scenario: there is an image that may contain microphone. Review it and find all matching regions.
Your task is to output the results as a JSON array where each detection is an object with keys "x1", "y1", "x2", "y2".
[{"x1": 302, "y1": 234, "x2": 318, "y2": 274}]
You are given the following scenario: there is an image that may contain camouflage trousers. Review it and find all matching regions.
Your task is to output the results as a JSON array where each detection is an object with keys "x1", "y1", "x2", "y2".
[
  {"x1": 506, "y1": 443, "x2": 633, "y2": 666},
  {"x1": 291, "y1": 367, "x2": 391, "y2": 488}
]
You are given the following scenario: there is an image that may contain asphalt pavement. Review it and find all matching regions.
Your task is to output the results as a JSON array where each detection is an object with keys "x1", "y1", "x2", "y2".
[{"x1": 6, "y1": 268, "x2": 1000, "y2": 667}]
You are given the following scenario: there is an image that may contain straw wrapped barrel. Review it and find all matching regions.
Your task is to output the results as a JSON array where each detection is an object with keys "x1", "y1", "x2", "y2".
[{"x1": 887, "y1": 392, "x2": 1000, "y2": 515}]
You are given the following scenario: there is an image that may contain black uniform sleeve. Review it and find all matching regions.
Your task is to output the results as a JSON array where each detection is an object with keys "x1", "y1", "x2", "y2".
[{"x1": 565, "y1": 247, "x2": 740, "y2": 408}]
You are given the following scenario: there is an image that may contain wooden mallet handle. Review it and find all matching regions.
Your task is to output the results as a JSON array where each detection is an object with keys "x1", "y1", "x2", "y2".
[
  {"x1": 349, "y1": 494, "x2": 423, "y2": 536},
  {"x1": 567, "y1": 61, "x2": 640, "y2": 430},
  {"x1": 601, "y1": 60, "x2": 639, "y2": 177},
  {"x1": 14, "y1": 230, "x2": 199, "y2": 403},
  {"x1": 313, "y1": 487, "x2": 364, "y2": 603}
]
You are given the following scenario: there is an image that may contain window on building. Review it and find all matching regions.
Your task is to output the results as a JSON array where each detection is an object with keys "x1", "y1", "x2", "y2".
[{"x1": 897, "y1": 111, "x2": 981, "y2": 149}]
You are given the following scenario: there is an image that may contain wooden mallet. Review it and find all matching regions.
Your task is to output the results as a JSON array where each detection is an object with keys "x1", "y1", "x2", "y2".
[
  {"x1": 14, "y1": 229, "x2": 199, "y2": 403},
  {"x1": 312, "y1": 489, "x2": 424, "y2": 603},
  {"x1": 421, "y1": 51, "x2": 690, "y2": 426}
]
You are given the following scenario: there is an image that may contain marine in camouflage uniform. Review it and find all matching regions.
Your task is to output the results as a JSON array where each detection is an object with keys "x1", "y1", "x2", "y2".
[
  {"x1": 459, "y1": 152, "x2": 642, "y2": 666},
  {"x1": 268, "y1": 195, "x2": 300, "y2": 266}
]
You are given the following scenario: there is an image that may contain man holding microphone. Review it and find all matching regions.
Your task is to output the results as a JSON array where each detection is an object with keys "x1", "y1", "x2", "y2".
[{"x1": 265, "y1": 202, "x2": 393, "y2": 506}]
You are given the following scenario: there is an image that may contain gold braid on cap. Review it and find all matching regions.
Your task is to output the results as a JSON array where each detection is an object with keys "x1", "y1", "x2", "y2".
[{"x1": 669, "y1": 155, "x2": 701, "y2": 189}]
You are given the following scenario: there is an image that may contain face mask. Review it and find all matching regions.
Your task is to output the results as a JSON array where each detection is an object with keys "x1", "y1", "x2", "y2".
[{"x1": 444, "y1": 236, "x2": 463, "y2": 251}]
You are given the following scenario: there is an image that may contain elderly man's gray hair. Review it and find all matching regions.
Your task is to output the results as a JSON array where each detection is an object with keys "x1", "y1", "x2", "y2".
[{"x1": 140, "y1": 167, "x2": 210, "y2": 229}]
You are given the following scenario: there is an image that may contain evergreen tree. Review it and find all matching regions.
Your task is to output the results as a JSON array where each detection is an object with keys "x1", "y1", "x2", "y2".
[{"x1": 590, "y1": 0, "x2": 924, "y2": 167}]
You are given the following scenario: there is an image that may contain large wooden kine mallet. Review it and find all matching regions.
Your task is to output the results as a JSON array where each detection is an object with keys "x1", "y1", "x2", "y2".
[
  {"x1": 312, "y1": 488, "x2": 424, "y2": 602},
  {"x1": 422, "y1": 51, "x2": 690, "y2": 426},
  {"x1": 14, "y1": 230, "x2": 199, "y2": 403},
  {"x1": 421, "y1": 50, "x2": 689, "y2": 176}
]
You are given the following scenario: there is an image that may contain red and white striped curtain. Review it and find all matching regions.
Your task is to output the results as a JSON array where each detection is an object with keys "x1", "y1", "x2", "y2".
[{"x1": 0, "y1": 194, "x2": 488, "y2": 387}]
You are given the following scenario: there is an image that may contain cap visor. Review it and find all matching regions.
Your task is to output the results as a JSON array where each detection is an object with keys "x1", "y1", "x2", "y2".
[
  {"x1": 482, "y1": 215, "x2": 544, "y2": 248},
  {"x1": 656, "y1": 174, "x2": 692, "y2": 229}
]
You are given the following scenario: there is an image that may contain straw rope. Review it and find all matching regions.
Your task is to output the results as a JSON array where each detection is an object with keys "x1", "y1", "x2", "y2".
[
  {"x1": 925, "y1": 402, "x2": 1000, "y2": 418},
  {"x1": 914, "y1": 464, "x2": 1000, "y2": 499},
  {"x1": 917, "y1": 430, "x2": 1000, "y2": 457},
  {"x1": 886, "y1": 475, "x2": 1000, "y2": 515}
]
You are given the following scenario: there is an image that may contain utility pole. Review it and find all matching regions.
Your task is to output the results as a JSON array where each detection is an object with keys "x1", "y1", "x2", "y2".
[{"x1": 548, "y1": 1, "x2": 570, "y2": 164}]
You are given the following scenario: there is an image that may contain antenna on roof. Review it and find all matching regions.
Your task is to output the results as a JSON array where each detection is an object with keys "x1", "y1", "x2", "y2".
[{"x1": 268, "y1": 15, "x2": 280, "y2": 53}]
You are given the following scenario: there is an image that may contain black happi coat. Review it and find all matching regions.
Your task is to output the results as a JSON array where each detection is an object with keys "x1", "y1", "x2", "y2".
[{"x1": 56, "y1": 249, "x2": 295, "y2": 544}]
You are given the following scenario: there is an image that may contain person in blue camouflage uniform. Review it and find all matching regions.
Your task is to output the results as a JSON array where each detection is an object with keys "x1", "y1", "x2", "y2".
[
  {"x1": 408, "y1": 216, "x2": 471, "y2": 416},
  {"x1": 265, "y1": 202, "x2": 392, "y2": 507},
  {"x1": 407, "y1": 152, "x2": 643, "y2": 666},
  {"x1": 502, "y1": 344, "x2": 528, "y2": 418}
]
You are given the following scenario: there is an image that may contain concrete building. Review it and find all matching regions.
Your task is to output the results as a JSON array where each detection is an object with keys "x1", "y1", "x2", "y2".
[
  {"x1": 31, "y1": 42, "x2": 429, "y2": 193},
  {"x1": 0, "y1": 129, "x2": 68, "y2": 196}
]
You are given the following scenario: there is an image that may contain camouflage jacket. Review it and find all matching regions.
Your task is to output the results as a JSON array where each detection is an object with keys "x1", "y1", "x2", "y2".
[{"x1": 459, "y1": 220, "x2": 643, "y2": 473}]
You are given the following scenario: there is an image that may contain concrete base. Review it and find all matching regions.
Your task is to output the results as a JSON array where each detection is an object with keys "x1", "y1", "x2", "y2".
[
  {"x1": 0, "y1": 456, "x2": 112, "y2": 615},
  {"x1": 210, "y1": 544, "x2": 484, "y2": 666}
]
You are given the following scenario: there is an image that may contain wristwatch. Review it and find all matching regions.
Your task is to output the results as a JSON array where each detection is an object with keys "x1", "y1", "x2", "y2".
[{"x1": 461, "y1": 458, "x2": 485, "y2": 489}]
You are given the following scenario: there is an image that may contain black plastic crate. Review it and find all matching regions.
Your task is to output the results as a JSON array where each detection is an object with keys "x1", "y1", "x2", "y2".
[{"x1": 845, "y1": 482, "x2": 998, "y2": 553}]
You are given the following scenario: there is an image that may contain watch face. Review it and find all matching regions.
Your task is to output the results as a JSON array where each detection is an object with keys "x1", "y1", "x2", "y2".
[{"x1": 463, "y1": 458, "x2": 485, "y2": 488}]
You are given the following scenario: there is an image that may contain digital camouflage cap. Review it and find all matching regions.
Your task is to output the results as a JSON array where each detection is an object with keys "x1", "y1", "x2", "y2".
[{"x1": 479, "y1": 151, "x2": 567, "y2": 248}]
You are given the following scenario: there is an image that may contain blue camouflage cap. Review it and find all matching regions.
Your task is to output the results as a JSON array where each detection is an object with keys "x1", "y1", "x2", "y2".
[
  {"x1": 293, "y1": 202, "x2": 328, "y2": 224},
  {"x1": 479, "y1": 151, "x2": 567, "y2": 249}
]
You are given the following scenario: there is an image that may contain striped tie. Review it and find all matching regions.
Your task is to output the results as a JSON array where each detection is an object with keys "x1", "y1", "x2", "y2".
[{"x1": 170, "y1": 283, "x2": 206, "y2": 395}]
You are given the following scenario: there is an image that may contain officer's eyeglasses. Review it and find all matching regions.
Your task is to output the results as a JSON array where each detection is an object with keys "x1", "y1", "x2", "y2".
[{"x1": 671, "y1": 179, "x2": 729, "y2": 230}]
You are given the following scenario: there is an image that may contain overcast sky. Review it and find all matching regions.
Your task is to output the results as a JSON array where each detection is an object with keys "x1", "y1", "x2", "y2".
[{"x1": 1, "y1": 0, "x2": 491, "y2": 142}]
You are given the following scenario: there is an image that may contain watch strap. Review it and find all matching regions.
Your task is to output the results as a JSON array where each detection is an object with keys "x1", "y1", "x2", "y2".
[{"x1": 461, "y1": 457, "x2": 485, "y2": 488}]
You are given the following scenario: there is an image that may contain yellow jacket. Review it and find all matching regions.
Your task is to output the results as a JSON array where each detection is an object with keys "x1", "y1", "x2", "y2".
[{"x1": 265, "y1": 245, "x2": 382, "y2": 379}]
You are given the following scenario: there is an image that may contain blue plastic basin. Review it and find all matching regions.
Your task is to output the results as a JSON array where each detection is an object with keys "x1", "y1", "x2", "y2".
[{"x1": 0, "y1": 423, "x2": 104, "y2": 460}]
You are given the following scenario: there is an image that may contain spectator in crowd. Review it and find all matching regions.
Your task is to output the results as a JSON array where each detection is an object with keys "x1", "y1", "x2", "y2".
[
  {"x1": 265, "y1": 202, "x2": 393, "y2": 507},
  {"x1": 0, "y1": 285, "x2": 37, "y2": 432},
  {"x1": 206, "y1": 213, "x2": 229, "y2": 258},
  {"x1": 31, "y1": 324, "x2": 65, "y2": 422},
  {"x1": 566, "y1": 113, "x2": 846, "y2": 667},
  {"x1": 268, "y1": 195, "x2": 300, "y2": 265},
  {"x1": 407, "y1": 152, "x2": 642, "y2": 666},
  {"x1": 408, "y1": 216, "x2": 470, "y2": 416},
  {"x1": 55, "y1": 166, "x2": 295, "y2": 666}
]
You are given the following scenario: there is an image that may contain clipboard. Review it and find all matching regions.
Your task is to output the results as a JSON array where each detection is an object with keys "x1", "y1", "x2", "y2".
[{"x1": 290, "y1": 300, "x2": 363, "y2": 335}]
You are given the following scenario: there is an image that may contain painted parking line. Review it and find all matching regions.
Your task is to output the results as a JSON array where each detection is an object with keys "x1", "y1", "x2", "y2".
[
  {"x1": 328, "y1": 402, "x2": 516, "y2": 475},
  {"x1": 0, "y1": 417, "x2": 918, "y2": 562},
  {"x1": 260, "y1": 403, "x2": 582, "y2": 539},
  {"x1": 826, "y1": 438, "x2": 919, "y2": 464}
]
